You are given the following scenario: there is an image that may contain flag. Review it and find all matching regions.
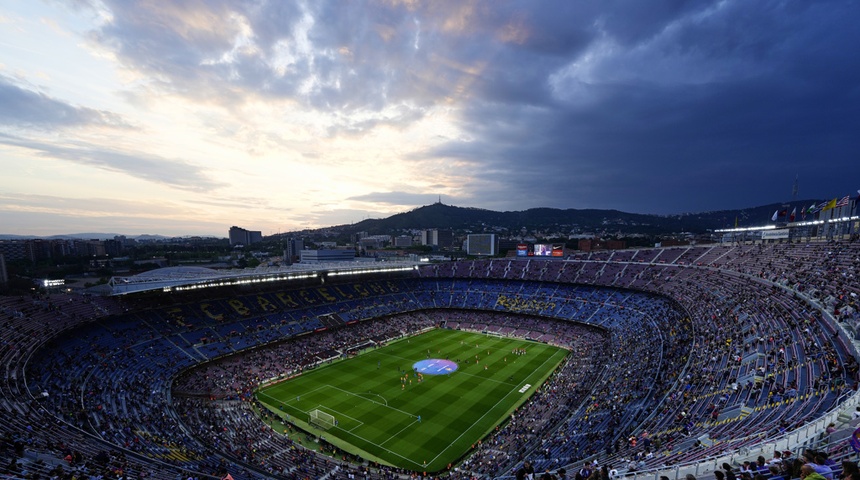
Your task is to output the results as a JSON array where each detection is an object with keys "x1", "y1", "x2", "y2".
[
  {"x1": 777, "y1": 209, "x2": 788, "y2": 218},
  {"x1": 852, "y1": 427, "x2": 860, "y2": 453},
  {"x1": 822, "y1": 198, "x2": 838, "y2": 211},
  {"x1": 734, "y1": 216, "x2": 738, "y2": 228},
  {"x1": 812, "y1": 201, "x2": 828, "y2": 213},
  {"x1": 771, "y1": 210, "x2": 778, "y2": 221},
  {"x1": 836, "y1": 195, "x2": 850, "y2": 207},
  {"x1": 807, "y1": 204, "x2": 816, "y2": 214},
  {"x1": 789, "y1": 207, "x2": 796, "y2": 222}
]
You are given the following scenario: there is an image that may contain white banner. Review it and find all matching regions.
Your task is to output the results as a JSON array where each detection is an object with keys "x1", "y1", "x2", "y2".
[{"x1": 761, "y1": 229, "x2": 790, "y2": 240}]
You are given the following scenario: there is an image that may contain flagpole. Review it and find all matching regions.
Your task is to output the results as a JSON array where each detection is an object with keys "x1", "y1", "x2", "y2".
[{"x1": 791, "y1": 174, "x2": 798, "y2": 201}]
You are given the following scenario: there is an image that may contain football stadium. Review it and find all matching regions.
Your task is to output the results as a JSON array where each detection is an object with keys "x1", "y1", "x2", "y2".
[{"x1": 2, "y1": 239, "x2": 860, "y2": 480}]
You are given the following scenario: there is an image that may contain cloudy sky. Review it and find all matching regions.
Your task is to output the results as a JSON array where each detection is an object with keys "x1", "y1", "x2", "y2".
[{"x1": 1, "y1": 0, "x2": 858, "y2": 236}]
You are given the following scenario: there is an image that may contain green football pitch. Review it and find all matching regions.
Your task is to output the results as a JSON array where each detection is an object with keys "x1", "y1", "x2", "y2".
[{"x1": 256, "y1": 328, "x2": 568, "y2": 472}]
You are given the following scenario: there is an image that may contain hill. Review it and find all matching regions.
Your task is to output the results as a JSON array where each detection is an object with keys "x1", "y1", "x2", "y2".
[{"x1": 317, "y1": 201, "x2": 819, "y2": 237}]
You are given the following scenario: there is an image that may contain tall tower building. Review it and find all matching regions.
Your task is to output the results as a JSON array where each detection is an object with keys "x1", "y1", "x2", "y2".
[
  {"x1": 229, "y1": 226, "x2": 263, "y2": 246},
  {"x1": 282, "y1": 237, "x2": 304, "y2": 265},
  {"x1": 0, "y1": 254, "x2": 7, "y2": 287}
]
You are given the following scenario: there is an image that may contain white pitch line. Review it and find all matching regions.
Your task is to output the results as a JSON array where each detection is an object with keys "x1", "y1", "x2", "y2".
[
  {"x1": 379, "y1": 418, "x2": 420, "y2": 447},
  {"x1": 452, "y1": 369, "x2": 518, "y2": 386},
  {"x1": 336, "y1": 423, "x2": 425, "y2": 468},
  {"x1": 376, "y1": 347, "x2": 519, "y2": 386},
  {"x1": 426, "y1": 348, "x2": 568, "y2": 466},
  {"x1": 358, "y1": 392, "x2": 389, "y2": 406},
  {"x1": 326, "y1": 385, "x2": 415, "y2": 417},
  {"x1": 318, "y1": 385, "x2": 425, "y2": 462},
  {"x1": 259, "y1": 382, "x2": 333, "y2": 408},
  {"x1": 260, "y1": 334, "x2": 566, "y2": 469},
  {"x1": 315, "y1": 404, "x2": 363, "y2": 427}
]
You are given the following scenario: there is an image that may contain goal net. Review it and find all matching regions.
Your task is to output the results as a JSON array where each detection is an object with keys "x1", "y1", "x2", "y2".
[{"x1": 309, "y1": 409, "x2": 335, "y2": 430}]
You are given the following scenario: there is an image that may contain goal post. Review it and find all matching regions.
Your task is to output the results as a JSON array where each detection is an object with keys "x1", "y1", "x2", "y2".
[{"x1": 309, "y1": 409, "x2": 336, "y2": 430}]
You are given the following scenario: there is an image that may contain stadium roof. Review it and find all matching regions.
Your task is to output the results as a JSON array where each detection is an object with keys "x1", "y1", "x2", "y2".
[
  {"x1": 108, "y1": 260, "x2": 425, "y2": 296},
  {"x1": 133, "y1": 266, "x2": 220, "y2": 278}
]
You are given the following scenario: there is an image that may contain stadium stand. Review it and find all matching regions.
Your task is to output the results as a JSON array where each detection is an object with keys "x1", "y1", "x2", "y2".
[{"x1": 1, "y1": 240, "x2": 859, "y2": 480}]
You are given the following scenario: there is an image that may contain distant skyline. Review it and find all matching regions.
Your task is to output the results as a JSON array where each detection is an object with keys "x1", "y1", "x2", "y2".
[{"x1": 2, "y1": 1, "x2": 859, "y2": 237}]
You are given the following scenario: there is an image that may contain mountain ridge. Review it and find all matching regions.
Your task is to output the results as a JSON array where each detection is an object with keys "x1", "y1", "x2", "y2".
[
  {"x1": 0, "y1": 233, "x2": 198, "y2": 241},
  {"x1": 315, "y1": 200, "x2": 821, "y2": 236},
  {"x1": 0, "y1": 200, "x2": 823, "y2": 240}
]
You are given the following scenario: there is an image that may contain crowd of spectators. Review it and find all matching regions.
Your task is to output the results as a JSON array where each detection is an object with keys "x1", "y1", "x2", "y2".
[
  {"x1": 0, "y1": 240, "x2": 858, "y2": 480},
  {"x1": 170, "y1": 310, "x2": 611, "y2": 479},
  {"x1": 419, "y1": 241, "x2": 860, "y2": 474}
]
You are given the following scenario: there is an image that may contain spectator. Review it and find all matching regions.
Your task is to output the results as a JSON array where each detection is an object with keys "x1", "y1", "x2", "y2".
[{"x1": 802, "y1": 464, "x2": 827, "y2": 480}]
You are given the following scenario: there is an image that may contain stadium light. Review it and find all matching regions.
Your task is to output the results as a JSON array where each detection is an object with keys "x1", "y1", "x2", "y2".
[
  {"x1": 327, "y1": 265, "x2": 417, "y2": 276},
  {"x1": 714, "y1": 225, "x2": 778, "y2": 233}
]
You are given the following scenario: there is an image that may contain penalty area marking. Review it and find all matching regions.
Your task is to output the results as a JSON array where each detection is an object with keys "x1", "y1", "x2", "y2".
[
  {"x1": 356, "y1": 391, "x2": 388, "y2": 406},
  {"x1": 314, "y1": 404, "x2": 364, "y2": 431},
  {"x1": 379, "y1": 418, "x2": 420, "y2": 448},
  {"x1": 323, "y1": 385, "x2": 423, "y2": 452},
  {"x1": 326, "y1": 385, "x2": 414, "y2": 416},
  {"x1": 260, "y1": 387, "x2": 418, "y2": 466},
  {"x1": 258, "y1": 383, "x2": 334, "y2": 409}
]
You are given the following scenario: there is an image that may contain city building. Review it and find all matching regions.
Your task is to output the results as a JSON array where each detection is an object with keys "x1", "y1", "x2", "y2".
[
  {"x1": 0, "y1": 240, "x2": 28, "y2": 262},
  {"x1": 229, "y1": 226, "x2": 263, "y2": 246},
  {"x1": 300, "y1": 249, "x2": 356, "y2": 263},
  {"x1": 282, "y1": 237, "x2": 304, "y2": 265},
  {"x1": 578, "y1": 237, "x2": 627, "y2": 252},
  {"x1": 466, "y1": 234, "x2": 497, "y2": 256},
  {"x1": 0, "y1": 238, "x2": 119, "y2": 261},
  {"x1": 358, "y1": 235, "x2": 392, "y2": 250},
  {"x1": 497, "y1": 238, "x2": 520, "y2": 254},
  {"x1": 27, "y1": 239, "x2": 54, "y2": 260},
  {"x1": 0, "y1": 254, "x2": 7, "y2": 286},
  {"x1": 73, "y1": 239, "x2": 107, "y2": 257},
  {"x1": 421, "y1": 229, "x2": 454, "y2": 249},
  {"x1": 351, "y1": 231, "x2": 369, "y2": 244},
  {"x1": 393, "y1": 235, "x2": 413, "y2": 247}
]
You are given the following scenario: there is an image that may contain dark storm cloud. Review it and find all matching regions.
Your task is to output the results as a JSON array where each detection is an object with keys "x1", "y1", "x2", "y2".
[
  {"x1": 0, "y1": 133, "x2": 224, "y2": 192},
  {"x1": 82, "y1": 0, "x2": 860, "y2": 213},
  {"x1": 425, "y1": 0, "x2": 860, "y2": 213},
  {"x1": 0, "y1": 75, "x2": 128, "y2": 128}
]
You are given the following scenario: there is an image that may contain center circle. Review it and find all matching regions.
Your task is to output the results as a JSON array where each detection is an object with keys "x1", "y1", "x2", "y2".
[{"x1": 412, "y1": 359, "x2": 458, "y2": 375}]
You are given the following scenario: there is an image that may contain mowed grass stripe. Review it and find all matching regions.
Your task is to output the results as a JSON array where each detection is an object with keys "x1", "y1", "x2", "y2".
[
  {"x1": 424, "y1": 347, "x2": 570, "y2": 466},
  {"x1": 371, "y1": 332, "x2": 549, "y2": 458},
  {"x1": 256, "y1": 328, "x2": 567, "y2": 472}
]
